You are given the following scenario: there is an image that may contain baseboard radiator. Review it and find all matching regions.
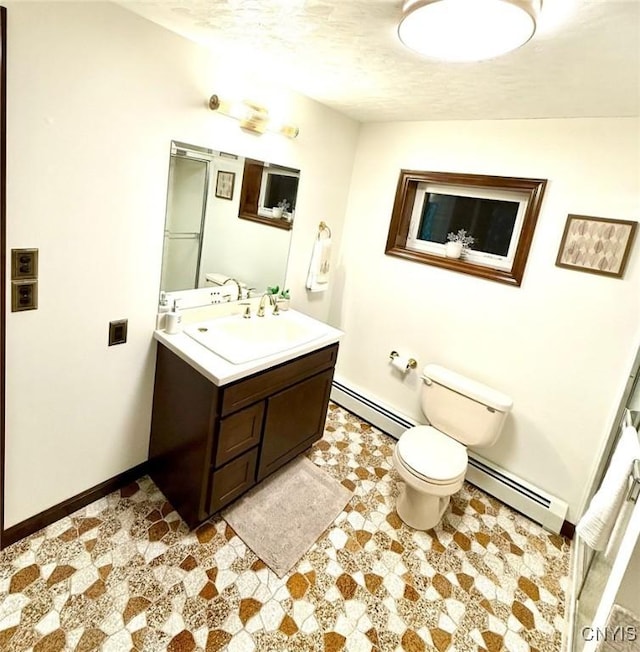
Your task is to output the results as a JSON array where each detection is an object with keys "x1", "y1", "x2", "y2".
[{"x1": 331, "y1": 378, "x2": 568, "y2": 534}]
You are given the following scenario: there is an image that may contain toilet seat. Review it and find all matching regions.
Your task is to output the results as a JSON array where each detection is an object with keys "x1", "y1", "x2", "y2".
[{"x1": 397, "y1": 426, "x2": 468, "y2": 485}]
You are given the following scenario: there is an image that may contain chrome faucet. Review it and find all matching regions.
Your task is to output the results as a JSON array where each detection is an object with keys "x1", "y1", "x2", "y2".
[
  {"x1": 222, "y1": 277, "x2": 242, "y2": 301},
  {"x1": 257, "y1": 292, "x2": 277, "y2": 317}
]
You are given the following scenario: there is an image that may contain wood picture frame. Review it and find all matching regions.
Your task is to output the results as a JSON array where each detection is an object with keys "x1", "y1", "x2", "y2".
[
  {"x1": 215, "y1": 170, "x2": 235, "y2": 200},
  {"x1": 555, "y1": 214, "x2": 637, "y2": 278}
]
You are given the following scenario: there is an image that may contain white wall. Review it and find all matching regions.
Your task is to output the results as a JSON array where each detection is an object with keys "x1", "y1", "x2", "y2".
[
  {"x1": 333, "y1": 118, "x2": 640, "y2": 522},
  {"x1": 4, "y1": 1, "x2": 358, "y2": 527}
]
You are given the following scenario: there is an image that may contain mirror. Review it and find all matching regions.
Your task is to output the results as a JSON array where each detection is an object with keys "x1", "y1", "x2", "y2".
[{"x1": 160, "y1": 141, "x2": 297, "y2": 299}]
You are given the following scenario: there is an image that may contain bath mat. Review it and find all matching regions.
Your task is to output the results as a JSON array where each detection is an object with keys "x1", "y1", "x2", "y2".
[
  {"x1": 596, "y1": 604, "x2": 640, "y2": 651},
  {"x1": 222, "y1": 456, "x2": 352, "y2": 578}
]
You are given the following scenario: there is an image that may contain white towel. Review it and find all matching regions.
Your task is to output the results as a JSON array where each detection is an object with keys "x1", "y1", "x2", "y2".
[
  {"x1": 306, "y1": 237, "x2": 331, "y2": 292},
  {"x1": 576, "y1": 425, "x2": 640, "y2": 551}
]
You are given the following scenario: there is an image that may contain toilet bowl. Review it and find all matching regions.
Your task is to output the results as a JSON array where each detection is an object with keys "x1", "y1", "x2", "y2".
[
  {"x1": 392, "y1": 365, "x2": 512, "y2": 530},
  {"x1": 393, "y1": 426, "x2": 467, "y2": 530}
]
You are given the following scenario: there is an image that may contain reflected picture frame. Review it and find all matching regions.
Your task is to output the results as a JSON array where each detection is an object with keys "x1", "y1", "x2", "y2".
[
  {"x1": 215, "y1": 170, "x2": 235, "y2": 200},
  {"x1": 555, "y1": 214, "x2": 637, "y2": 278}
]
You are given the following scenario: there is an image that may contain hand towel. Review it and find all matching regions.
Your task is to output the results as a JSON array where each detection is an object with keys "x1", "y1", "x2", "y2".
[
  {"x1": 576, "y1": 425, "x2": 640, "y2": 551},
  {"x1": 306, "y1": 237, "x2": 331, "y2": 292}
]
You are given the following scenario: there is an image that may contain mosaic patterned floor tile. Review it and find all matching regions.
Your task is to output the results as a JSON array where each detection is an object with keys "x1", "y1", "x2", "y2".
[{"x1": 0, "y1": 404, "x2": 571, "y2": 651}]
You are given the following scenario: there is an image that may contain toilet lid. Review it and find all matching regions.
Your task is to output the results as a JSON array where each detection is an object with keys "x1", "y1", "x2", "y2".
[{"x1": 397, "y1": 426, "x2": 468, "y2": 483}]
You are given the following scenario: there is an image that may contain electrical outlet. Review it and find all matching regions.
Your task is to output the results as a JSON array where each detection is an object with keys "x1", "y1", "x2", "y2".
[
  {"x1": 108, "y1": 319, "x2": 128, "y2": 346},
  {"x1": 11, "y1": 280, "x2": 38, "y2": 311},
  {"x1": 11, "y1": 248, "x2": 38, "y2": 280}
]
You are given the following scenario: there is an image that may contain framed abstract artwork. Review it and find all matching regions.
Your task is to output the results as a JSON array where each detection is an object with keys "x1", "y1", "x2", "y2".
[
  {"x1": 215, "y1": 170, "x2": 235, "y2": 200},
  {"x1": 555, "y1": 214, "x2": 637, "y2": 278}
]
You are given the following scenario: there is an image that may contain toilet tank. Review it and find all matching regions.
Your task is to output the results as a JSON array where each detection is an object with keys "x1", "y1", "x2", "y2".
[{"x1": 421, "y1": 365, "x2": 513, "y2": 447}]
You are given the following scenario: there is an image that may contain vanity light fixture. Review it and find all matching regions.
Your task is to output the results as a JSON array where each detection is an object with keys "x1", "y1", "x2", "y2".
[
  {"x1": 208, "y1": 94, "x2": 299, "y2": 139},
  {"x1": 398, "y1": 0, "x2": 540, "y2": 62}
]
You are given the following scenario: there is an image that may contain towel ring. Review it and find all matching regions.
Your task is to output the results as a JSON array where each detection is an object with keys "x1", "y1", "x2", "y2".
[{"x1": 318, "y1": 221, "x2": 332, "y2": 239}]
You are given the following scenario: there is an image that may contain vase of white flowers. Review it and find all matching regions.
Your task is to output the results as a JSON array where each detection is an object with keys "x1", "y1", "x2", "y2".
[
  {"x1": 445, "y1": 241, "x2": 463, "y2": 258},
  {"x1": 446, "y1": 229, "x2": 475, "y2": 259},
  {"x1": 272, "y1": 199, "x2": 291, "y2": 219}
]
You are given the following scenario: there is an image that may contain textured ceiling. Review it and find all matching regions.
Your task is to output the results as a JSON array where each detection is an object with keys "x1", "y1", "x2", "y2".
[{"x1": 118, "y1": 0, "x2": 640, "y2": 122}]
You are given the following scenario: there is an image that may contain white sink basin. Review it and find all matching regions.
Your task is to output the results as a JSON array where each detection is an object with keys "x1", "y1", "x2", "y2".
[{"x1": 184, "y1": 310, "x2": 332, "y2": 364}]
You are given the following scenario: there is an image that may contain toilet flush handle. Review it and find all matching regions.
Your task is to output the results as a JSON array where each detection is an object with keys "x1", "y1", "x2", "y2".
[{"x1": 421, "y1": 375, "x2": 432, "y2": 386}]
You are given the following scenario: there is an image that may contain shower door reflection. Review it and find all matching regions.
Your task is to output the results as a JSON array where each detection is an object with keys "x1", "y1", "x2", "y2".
[{"x1": 160, "y1": 152, "x2": 210, "y2": 292}]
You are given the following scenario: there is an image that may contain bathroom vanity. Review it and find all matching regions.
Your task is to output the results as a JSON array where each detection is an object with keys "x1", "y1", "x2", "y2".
[{"x1": 148, "y1": 310, "x2": 341, "y2": 529}]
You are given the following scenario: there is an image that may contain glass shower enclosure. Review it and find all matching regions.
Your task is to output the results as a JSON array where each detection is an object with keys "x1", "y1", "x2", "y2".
[{"x1": 569, "y1": 347, "x2": 640, "y2": 651}]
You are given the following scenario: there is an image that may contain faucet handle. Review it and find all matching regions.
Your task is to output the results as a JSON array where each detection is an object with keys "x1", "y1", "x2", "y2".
[
  {"x1": 239, "y1": 302, "x2": 251, "y2": 319},
  {"x1": 272, "y1": 303, "x2": 280, "y2": 316}
]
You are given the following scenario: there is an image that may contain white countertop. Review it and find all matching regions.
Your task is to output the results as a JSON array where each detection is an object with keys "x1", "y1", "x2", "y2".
[{"x1": 154, "y1": 307, "x2": 343, "y2": 386}]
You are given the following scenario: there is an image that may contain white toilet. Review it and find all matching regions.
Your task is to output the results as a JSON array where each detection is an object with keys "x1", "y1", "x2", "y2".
[{"x1": 392, "y1": 364, "x2": 513, "y2": 530}]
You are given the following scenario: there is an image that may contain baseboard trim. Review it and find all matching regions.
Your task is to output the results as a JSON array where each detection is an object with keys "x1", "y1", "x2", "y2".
[
  {"x1": 1, "y1": 461, "x2": 149, "y2": 549},
  {"x1": 331, "y1": 378, "x2": 571, "y2": 534},
  {"x1": 561, "y1": 519, "x2": 576, "y2": 540}
]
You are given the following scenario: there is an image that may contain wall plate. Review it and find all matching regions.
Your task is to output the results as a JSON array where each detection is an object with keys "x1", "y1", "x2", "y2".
[
  {"x1": 11, "y1": 248, "x2": 38, "y2": 280},
  {"x1": 108, "y1": 319, "x2": 128, "y2": 346},
  {"x1": 11, "y1": 280, "x2": 38, "y2": 311}
]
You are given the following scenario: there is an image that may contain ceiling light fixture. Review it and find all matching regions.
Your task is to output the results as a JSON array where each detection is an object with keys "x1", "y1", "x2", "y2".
[
  {"x1": 208, "y1": 94, "x2": 299, "y2": 139},
  {"x1": 398, "y1": 0, "x2": 540, "y2": 62}
]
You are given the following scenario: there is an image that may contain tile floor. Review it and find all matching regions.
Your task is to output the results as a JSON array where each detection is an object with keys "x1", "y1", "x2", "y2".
[{"x1": 0, "y1": 404, "x2": 571, "y2": 651}]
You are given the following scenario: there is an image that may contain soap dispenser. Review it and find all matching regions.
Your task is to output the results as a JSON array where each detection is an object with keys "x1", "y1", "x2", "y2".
[
  {"x1": 156, "y1": 291, "x2": 170, "y2": 330},
  {"x1": 165, "y1": 298, "x2": 183, "y2": 334}
]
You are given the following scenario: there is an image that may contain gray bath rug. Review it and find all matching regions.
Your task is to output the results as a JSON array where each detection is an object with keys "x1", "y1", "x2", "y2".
[
  {"x1": 222, "y1": 456, "x2": 352, "y2": 578},
  {"x1": 596, "y1": 604, "x2": 640, "y2": 652}
]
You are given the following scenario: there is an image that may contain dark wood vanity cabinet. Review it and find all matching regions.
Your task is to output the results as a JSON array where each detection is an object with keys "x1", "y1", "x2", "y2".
[
  {"x1": 148, "y1": 342, "x2": 338, "y2": 528},
  {"x1": 259, "y1": 370, "x2": 334, "y2": 481}
]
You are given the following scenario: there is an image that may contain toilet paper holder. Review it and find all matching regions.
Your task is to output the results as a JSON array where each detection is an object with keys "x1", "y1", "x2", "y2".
[{"x1": 389, "y1": 350, "x2": 418, "y2": 371}]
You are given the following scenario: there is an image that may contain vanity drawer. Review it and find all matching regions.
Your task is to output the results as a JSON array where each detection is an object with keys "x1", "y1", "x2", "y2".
[
  {"x1": 215, "y1": 402, "x2": 264, "y2": 467},
  {"x1": 209, "y1": 448, "x2": 258, "y2": 513},
  {"x1": 221, "y1": 343, "x2": 339, "y2": 416}
]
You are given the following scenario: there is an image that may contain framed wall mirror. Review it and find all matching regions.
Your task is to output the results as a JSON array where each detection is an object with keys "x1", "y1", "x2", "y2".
[{"x1": 160, "y1": 141, "x2": 297, "y2": 299}]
